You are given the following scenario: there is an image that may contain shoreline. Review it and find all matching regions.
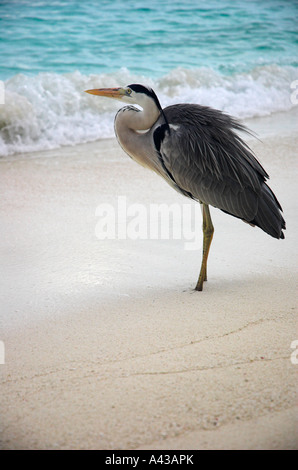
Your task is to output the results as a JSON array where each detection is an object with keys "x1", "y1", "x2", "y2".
[
  {"x1": 0, "y1": 109, "x2": 297, "y2": 449},
  {"x1": 1, "y1": 106, "x2": 297, "y2": 163}
]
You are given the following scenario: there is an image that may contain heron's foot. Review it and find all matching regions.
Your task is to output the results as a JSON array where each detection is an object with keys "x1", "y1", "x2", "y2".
[
  {"x1": 195, "y1": 267, "x2": 207, "y2": 291},
  {"x1": 195, "y1": 282, "x2": 203, "y2": 291},
  {"x1": 195, "y1": 204, "x2": 214, "y2": 292},
  {"x1": 194, "y1": 279, "x2": 204, "y2": 291}
]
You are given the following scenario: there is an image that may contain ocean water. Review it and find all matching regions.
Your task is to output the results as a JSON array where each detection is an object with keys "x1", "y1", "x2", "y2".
[{"x1": 0, "y1": 0, "x2": 297, "y2": 156}]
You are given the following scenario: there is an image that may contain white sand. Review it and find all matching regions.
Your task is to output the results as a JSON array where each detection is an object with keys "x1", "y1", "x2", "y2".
[{"x1": 0, "y1": 109, "x2": 297, "y2": 449}]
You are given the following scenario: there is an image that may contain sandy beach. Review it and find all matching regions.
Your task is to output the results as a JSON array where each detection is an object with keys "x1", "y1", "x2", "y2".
[{"x1": 0, "y1": 109, "x2": 297, "y2": 450}]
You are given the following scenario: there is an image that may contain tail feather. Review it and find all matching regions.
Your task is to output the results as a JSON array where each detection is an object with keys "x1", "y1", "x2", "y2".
[{"x1": 251, "y1": 183, "x2": 286, "y2": 239}]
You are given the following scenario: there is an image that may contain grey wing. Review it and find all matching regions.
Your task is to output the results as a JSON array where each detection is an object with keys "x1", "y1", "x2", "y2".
[
  {"x1": 157, "y1": 104, "x2": 264, "y2": 220},
  {"x1": 154, "y1": 104, "x2": 285, "y2": 238}
]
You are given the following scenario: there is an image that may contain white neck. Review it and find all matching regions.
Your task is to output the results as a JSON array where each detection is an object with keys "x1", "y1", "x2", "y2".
[
  {"x1": 116, "y1": 95, "x2": 161, "y2": 130},
  {"x1": 114, "y1": 99, "x2": 161, "y2": 170}
]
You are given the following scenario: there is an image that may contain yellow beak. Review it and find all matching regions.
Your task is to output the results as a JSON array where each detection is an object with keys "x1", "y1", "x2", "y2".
[{"x1": 84, "y1": 87, "x2": 125, "y2": 99}]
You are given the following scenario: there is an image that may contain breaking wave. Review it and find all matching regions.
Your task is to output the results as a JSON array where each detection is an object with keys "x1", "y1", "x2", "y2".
[{"x1": 0, "y1": 65, "x2": 297, "y2": 156}]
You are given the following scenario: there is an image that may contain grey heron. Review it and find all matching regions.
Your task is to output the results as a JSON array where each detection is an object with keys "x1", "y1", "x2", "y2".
[{"x1": 85, "y1": 84, "x2": 285, "y2": 291}]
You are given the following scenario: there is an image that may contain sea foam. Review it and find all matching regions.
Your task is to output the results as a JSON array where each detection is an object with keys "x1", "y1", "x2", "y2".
[{"x1": 0, "y1": 65, "x2": 296, "y2": 157}]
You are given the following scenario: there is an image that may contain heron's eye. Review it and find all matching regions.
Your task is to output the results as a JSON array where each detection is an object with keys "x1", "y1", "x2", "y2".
[{"x1": 126, "y1": 88, "x2": 132, "y2": 95}]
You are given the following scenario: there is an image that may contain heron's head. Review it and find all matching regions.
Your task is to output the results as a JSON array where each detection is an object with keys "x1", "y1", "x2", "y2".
[{"x1": 85, "y1": 83, "x2": 162, "y2": 111}]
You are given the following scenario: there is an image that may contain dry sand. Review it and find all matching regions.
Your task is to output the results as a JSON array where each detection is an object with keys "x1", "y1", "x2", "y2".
[{"x1": 0, "y1": 109, "x2": 297, "y2": 449}]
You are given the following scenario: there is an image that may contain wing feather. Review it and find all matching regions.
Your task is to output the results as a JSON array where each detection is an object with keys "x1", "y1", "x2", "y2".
[{"x1": 159, "y1": 104, "x2": 267, "y2": 222}]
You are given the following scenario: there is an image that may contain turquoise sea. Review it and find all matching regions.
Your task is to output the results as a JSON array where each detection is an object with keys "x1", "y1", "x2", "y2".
[{"x1": 0, "y1": 0, "x2": 297, "y2": 156}]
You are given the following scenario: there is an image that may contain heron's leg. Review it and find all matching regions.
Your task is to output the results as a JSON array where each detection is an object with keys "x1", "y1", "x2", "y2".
[{"x1": 195, "y1": 204, "x2": 214, "y2": 291}]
